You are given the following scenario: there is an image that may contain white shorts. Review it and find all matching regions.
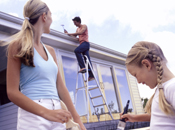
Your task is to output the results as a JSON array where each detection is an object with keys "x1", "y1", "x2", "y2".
[{"x1": 17, "y1": 99, "x2": 66, "y2": 130}]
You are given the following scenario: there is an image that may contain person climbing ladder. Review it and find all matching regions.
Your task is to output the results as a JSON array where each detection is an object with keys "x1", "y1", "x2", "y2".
[{"x1": 65, "y1": 16, "x2": 94, "y2": 81}]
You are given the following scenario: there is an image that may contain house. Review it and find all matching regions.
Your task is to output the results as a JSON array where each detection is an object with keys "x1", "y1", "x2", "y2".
[{"x1": 0, "y1": 11, "x2": 147, "y2": 130}]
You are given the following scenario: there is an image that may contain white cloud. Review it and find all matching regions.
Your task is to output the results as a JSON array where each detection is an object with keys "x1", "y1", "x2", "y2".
[
  {"x1": 2, "y1": 0, "x2": 175, "y2": 37},
  {"x1": 9, "y1": 13, "x2": 19, "y2": 17},
  {"x1": 43, "y1": 0, "x2": 175, "y2": 34},
  {"x1": 112, "y1": 1, "x2": 175, "y2": 35},
  {"x1": 144, "y1": 31, "x2": 175, "y2": 75},
  {"x1": 62, "y1": 58, "x2": 78, "y2": 75},
  {"x1": 100, "y1": 66, "x2": 112, "y2": 77},
  {"x1": 167, "y1": 62, "x2": 175, "y2": 75},
  {"x1": 138, "y1": 84, "x2": 156, "y2": 99},
  {"x1": 0, "y1": 0, "x2": 10, "y2": 4},
  {"x1": 118, "y1": 83, "x2": 124, "y2": 88},
  {"x1": 115, "y1": 69, "x2": 124, "y2": 77},
  {"x1": 104, "y1": 82, "x2": 114, "y2": 90},
  {"x1": 103, "y1": 81, "x2": 124, "y2": 91}
]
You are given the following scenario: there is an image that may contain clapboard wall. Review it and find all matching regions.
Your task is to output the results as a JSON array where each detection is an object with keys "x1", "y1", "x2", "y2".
[
  {"x1": 128, "y1": 73, "x2": 145, "y2": 114},
  {"x1": 0, "y1": 102, "x2": 18, "y2": 130}
]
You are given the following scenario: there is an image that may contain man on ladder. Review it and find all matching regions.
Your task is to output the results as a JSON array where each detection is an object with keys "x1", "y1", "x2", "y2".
[
  {"x1": 64, "y1": 16, "x2": 94, "y2": 81},
  {"x1": 65, "y1": 16, "x2": 113, "y2": 122}
]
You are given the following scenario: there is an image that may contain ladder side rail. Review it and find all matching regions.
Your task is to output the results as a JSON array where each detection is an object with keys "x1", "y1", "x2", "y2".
[
  {"x1": 83, "y1": 56, "x2": 90, "y2": 123},
  {"x1": 83, "y1": 83, "x2": 88, "y2": 119},
  {"x1": 84, "y1": 57, "x2": 101, "y2": 121},
  {"x1": 75, "y1": 60, "x2": 88, "y2": 120},
  {"x1": 84, "y1": 55, "x2": 114, "y2": 120},
  {"x1": 74, "y1": 63, "x2": 80, "y2": 107},
  {"x1": 88, "y1": 90, "x2": 100, "y2": 121},
  {"x1": 84, "y1": 55, "x2": 100, "y2": 87}
]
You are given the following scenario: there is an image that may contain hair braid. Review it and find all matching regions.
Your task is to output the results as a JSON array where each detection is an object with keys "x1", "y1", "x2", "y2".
[
  {"x1": 126, "y1": 41, "x2": 174, "y2": 115},
  {"x1": 145, "y1": 51, "x2": 173, "y2": 115}
]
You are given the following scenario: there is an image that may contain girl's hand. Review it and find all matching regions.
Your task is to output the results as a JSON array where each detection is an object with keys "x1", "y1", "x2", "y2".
[
  {"x1": 42, "y1": 109, "x2": 72, "y2": 123},
  {"x1": 120, "y1": 113, "x2": 136, "y2": 122}
]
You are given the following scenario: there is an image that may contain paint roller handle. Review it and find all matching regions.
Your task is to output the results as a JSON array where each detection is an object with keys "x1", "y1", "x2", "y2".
[
  {"x1": 121, "y1": 100, "x2": 130, "y2": 122},
  {"x1": 61, "y1": 25, "x2": 68, "y2": 33}
]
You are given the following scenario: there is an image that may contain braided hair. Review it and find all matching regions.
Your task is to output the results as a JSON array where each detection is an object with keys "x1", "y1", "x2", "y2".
[{"x1": 126, "y1": 41, "x2": 173, "y2": 115}]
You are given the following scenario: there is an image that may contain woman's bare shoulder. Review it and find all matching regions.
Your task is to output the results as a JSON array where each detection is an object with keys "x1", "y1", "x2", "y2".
[{"x1": 8, "y1": 42, "x2": 20, "y2": 58}]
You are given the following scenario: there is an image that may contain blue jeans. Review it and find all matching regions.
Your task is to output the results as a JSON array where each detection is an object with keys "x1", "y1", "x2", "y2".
[{"x1": 74, "y1": 42, "x2": 94, "y2": 78}]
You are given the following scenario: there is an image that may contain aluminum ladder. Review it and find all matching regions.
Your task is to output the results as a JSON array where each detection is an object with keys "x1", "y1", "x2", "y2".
[{"x1": 74, "y1": 55, "x2": 114, "y2": 122}]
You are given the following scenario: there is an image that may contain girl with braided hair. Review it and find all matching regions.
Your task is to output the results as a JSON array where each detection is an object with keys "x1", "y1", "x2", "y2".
[{"x1": 120, "y1": 41, "x2": 175, "y2": 129}]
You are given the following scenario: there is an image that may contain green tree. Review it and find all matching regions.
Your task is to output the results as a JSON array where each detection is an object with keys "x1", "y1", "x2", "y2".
[{"x1": 141, "y1": 98, "x2": 148, "y2": 108}]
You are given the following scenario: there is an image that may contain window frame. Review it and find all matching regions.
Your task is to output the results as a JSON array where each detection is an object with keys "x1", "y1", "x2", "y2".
[
  {"x1": 114, "y1": 66, "x2": 136, "y2": 113},
  {"x1": 57, "y1": 49, "x2": 136, "y2": 118}
]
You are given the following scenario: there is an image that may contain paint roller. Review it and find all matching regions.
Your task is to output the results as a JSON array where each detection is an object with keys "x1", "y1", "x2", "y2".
[{"x1": 60, "y1": 100, "x2": 81, "y2": 130}]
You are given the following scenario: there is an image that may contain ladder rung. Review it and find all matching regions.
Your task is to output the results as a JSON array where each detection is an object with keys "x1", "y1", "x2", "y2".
[
  {"x1": 80, "y1": 114, "x2": 88, "y2": 117},
  {"x1": 90, "y1": 95, "x2": 102, "y2": 99},
  {"x1": 89, "y1": 85, "x2": 97, "y2": 88},
  {"x1": 94, "y1": 103, "x2": 106, "y2": 107},
  {"x1": 89, "y1": 87, "x2": 98, "y2": 91},
  {"x1": 103, "y1": 112, "x2": 110, "y2": 115},
  {"x1": 76, "y1": 85, "x2": 97, "y2": 90},
  {"x1": 95, "y1": 112, "x2": 110, "y2": 115},
  {"x1": 76, "y1": 86, "x2": 85, "y2": 90}
]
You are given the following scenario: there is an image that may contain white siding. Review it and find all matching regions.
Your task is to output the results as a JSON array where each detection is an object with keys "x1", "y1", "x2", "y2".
[
  {"x1": 128, "y1": 73, "x2": 145, "y2": 114},
  {"x1": 0, "y1": 102, "x2": 18, "y2": 130}
]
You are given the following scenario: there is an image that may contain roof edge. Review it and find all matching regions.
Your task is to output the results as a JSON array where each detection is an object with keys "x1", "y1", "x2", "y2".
[{"x1": 0, "y1": 11, "x2": 127, "y2": 58}]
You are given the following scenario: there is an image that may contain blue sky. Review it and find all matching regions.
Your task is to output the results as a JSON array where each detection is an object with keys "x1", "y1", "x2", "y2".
[{"x1": 0, "y1": 0, "x2": 175, "y2": 98}]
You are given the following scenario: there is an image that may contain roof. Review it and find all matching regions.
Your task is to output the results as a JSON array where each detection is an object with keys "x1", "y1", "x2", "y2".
[{"x1": 0, "y1": 11, "x2": 127, "y2": 72}]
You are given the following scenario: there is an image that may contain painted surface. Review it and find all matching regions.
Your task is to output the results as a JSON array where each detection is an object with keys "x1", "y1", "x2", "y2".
[{"x1": 0, "y1": 102, "x2": 18, "y2": 130}]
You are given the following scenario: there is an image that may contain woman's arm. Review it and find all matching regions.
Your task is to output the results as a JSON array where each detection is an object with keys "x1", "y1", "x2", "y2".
[
  {"x1": 46, "y1": 45, "x2": 86, "y2": 130},
  {"x1": 120, "y1": 113, "x2": 151, "y2": 122},
  {"x1": 7, "y1": 43, "x2": 71, "y2": 123}
]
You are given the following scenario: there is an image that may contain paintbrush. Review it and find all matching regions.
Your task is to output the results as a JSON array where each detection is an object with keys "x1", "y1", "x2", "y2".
[
  {"x1": 117, "y1": 100, "x2": 130, "y2": 130},
  {"x1": 60, "y1": 100, "x2": 81, "y2": 130}
]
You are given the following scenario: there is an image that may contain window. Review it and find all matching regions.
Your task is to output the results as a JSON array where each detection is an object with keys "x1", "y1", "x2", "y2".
[
  {"x1": 62, "y1": 56, "x2": 86, "y2": 115},
  {"x1": 62, "y1": 55, "x2": 101, "y2": 116},
  {"x1": 99, "y1": 65, "x2": 120, "y2": 114},
  {"x1": 115, "y1": 68, "x2": 133, "y2": 112},
  {"x1": 62, "y1": 55, "x2": 133, "y2": 116}
]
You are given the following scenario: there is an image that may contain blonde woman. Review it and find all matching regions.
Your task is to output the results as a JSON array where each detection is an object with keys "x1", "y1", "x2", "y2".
[
  {"x1": 120, "y1": 41, "x2": 175, "y2": 129},
  {"x1": 6, "y1": 0, "x2": 86, "y2": 129}
]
